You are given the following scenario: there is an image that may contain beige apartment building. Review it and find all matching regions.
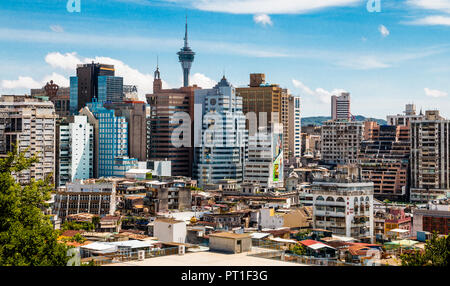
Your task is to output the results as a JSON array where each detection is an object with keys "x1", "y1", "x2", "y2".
[
  {"x1": 321, "y1": 120, "x2": 364, "y2": 165},
  {"x1": 0, "y1": 95, "x2": 57, "y2": 184},
  {"x1": 410, "y1": 110, "x2": 450, "y2": 202}
]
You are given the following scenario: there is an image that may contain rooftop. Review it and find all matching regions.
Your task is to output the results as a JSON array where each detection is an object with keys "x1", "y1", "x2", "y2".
[{"x1": 209, "y1": 232, "x2": 251, "y2": 239}]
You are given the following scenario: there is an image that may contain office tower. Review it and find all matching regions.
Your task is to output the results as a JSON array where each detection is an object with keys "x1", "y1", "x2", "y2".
[
  {"x1": 0, "y1": 95, "x2": 57, "y2": 184},
  {"x1": 69, "y1": 62, "x2": 115, "y2": 114},
  {"x1": 31, "y1": 80, "x2": 70, "y2": 118},
  {"x1": 236, "y1": 73, "x2": 291, "y2": 161},
  {"x1": 387, "y1": 104, "x2": 425, "y2": 126},
  {"x1": 57, "y1": 116, "x2": 94, "y2": 187},
  {"x1": 146, "y1": 65, "x2": 199, "y2": 177},
  {"x1": 331, "y1": 92, "x2": 351, "y2": 121},
  {"x1": 359, "y1": 122, "x2": 410, "y2": 200},
  {"x1": 244, "y1": 125, "x2": 283, "y2": 190},
  {"x1": 194, "y1": 76, "x2": 247, "y2": 188},
  {"x1": 86, "y1": 100, "x2": 129, "y2": 178},
  {"x1": 410, "y1": 110, "x2": 450, "y2": 203},
  {"x1": 288, "y1": 95, "x2": 302, "y2": 160},
  {"x1": 53, "y1": 181, "x2": 117, "y2": 220},
  {"x1": 311, "y1": 165, "x2": 374, "y2": 242},
  {"x1": 104, "y1": 100, "x2": 149, "y2": 161},
  {"x1": 177, "y1": 18, "x2": 195, "y2": 87},
  {"x1": 97, "y1": 76, "x2": 124, "y2": 104},
  {"x1": 321, "y1": 120, "x2": 364, "y2": 165}
]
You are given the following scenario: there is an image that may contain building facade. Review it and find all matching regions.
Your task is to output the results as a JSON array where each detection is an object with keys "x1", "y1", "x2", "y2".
[
  {"x1": 410, "y1": 110, "x2": 450, "y2": 202},
  {"x1": 311, "y1": 174, "x2": 374, "y2": 242},
  {"x1": 70, "y1": 63, "x2": 115, "y2": 114},
  {"x1": 236, "y1": 73, "x2": 290, "y2": 161},
  {"x1": 331, "y1": 92, "x2": 351, "y2": 121},
  {"x1": 321, "y1": 120, "x2": 364, "y2": 165},
  {"x1": 53, "y1": 181, "x2": 117, "y2": 220},
  {"x1": 288, "y1": 95, "x2": 302, "y2": 160},
  {"x1": 359, "y1": 123, "x2": 410, "y2": 200},
  {"x1": 0, "y1": 95, "x2": 57, "y2": 184},
  {"x1": 194, "y1": 76, "x2": 247, "y2": 188},
  {"x1": 57, "y1": 115, "x2": 94, "y2": 187},
  {"x1": 86, "y1": 100, "x2": 129, "y2": 178},
  {"x1": 31, "y1": 80, "x2": 70, "y2": 118}
]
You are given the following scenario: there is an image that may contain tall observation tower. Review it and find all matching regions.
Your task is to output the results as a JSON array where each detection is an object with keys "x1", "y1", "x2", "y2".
[{"x1": 177, "y1": 17, "x2": 195, "y2": 87}]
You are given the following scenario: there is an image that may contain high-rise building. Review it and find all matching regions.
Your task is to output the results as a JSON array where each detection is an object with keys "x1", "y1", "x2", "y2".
[
  {"x1": 321, "y1": 120, "x2": 364, "y2": 165},
  {"x1": 244, "y1": 126, "x2": 283, "y2": 190},
  {"x1": 0, "y1": 95, "x2": 57, "y2": 184},
  {"x1": 194, "y1": 76, "x2": 247, "y2": 188},
  {"x1": 57, "y1": 116, "x2": 94, "y2": 187},
  {"x1": 69, "y1": 62, "x2": 115, "y2": 114},
  {"x1": 359, "y1": 122, "x2": 410, "y2": 200},
  {"x1": 236, "y1": 73, "x2": 290, "y2": 161},
  {"x1": 97, "y1": 76, "x2": 124, "y2": 104},
  {"x1": 410, "y1": 110, "x2": 450, "y2": 202},
  {"x1": 31, "y1": 80, "x2": 70, "y2": 118},
  {"x1": 177, "y1": 18, "x2": 195, "y2": 87},
  {"x1": 331, "y1": 92, "x2": 351, "y2": 121},
  {"x1": 288, "y1": 95, "x2": 302, "y2": 160},
  {"x1": 104, "y1": 100, "x2": 149, "y2": 161},
  {"x1": 146, "y1": 64, "x2": 199, "y2": 177},
  {"x1": 86, "y1": 100, "x2": 129, "y2": 178}
]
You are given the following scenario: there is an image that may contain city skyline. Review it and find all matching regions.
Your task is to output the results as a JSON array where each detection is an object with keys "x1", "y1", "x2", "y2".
[{"x1": 0, "y1": 0, "x2": 450, "y2": 118}]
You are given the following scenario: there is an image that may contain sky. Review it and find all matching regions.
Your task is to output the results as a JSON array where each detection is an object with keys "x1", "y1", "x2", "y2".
[{"x1": 0, "y1": 0, "x2": 450, "y2": 118}]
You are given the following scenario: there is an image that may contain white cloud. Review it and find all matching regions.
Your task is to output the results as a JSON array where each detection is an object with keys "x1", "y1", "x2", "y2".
[
  {"x1": 337, "y1": 56, "x2": 390, "y2": 70},
  {"x1": 49, "y1": 25, "x2": 64, "y2": 33},
  {"x1": 191, "y1": 73, "x2": 217, "y2": 89},
  {"x1": 253, "y1": 14, "x2": 273, "y2": 26},
  {"x1": 379, "y1": 25, "x2": 390, "y2": 37},
  {"x1": 425, "y1": 87, "x2": 448, "y2": 98},
  {"x1": 3, "y1": 52, "x2": 171, "y2": 100},
  {"x1": 292, "y1": 79, "x2": 347, "y2": 104},
  {"x1": 407, "y1": 0, "x2": 450, "y2": 13},
  {"x1": 169, "y1": 0, "x2": 361, "y2": 14},
  {"x1": 45, "y1": 52, "x2": 83, "y2": 71},
  {"x1": 1, "y1": 72, "x2": 69, "y2": 91},
  {"x1": 1, "y1": 76, "x2": 42, "y2": 90},
  {"x1": 405, "y1": 15, "x2": 450, "y2": 26}
]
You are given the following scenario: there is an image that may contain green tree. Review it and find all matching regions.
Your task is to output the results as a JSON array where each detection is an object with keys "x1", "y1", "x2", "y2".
[
  {"x1": 400, "y1": 233, "x2": 449, "y2": 266},
  {"x1": 295, "y1": 229, "x2": 312, "y2": 241},
  {"x1": 292, "y1": 244, "x2": 307, "y2": 256},
  {"x1": 0, "y1": 147, "x2": 70, "y2": 266}
]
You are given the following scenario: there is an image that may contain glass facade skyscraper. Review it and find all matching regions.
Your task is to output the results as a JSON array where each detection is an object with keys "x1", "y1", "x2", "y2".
[
  {"x1": 87, "y1": 100, "x2": 129, "y2": 178},
  {"x1": 69, "y1": 76, "x2": 78, "y2": 115},
  {"x1": 98, "y1": 76, "x2": 124, "y2": 104}
]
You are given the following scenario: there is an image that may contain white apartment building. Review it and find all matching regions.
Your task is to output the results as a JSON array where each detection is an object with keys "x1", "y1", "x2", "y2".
[
  {"x1": 288, "y1": 95, "x2": 302, "y2": 159},
  {"x1": 244, "y1": 125, "x2": 283, "y2": 190},
  {"x1": 311, "y1": 175, "x2": 374, "y2": 242},
  {"x1": 0, "y1": 95, "x2": 57, "y2": 184},
  {"x1": 331, "y1": 92, "x2": 351, "y2": 121},
  {"x1": 410, "y1": 110, "x2": 450, "y2": 203},
  {"x1": 58, "y1": 116, "x2": 94, "y2": 186},
  {"x1": 321, "y1": 120, "x2": 364, "y2": 165}
]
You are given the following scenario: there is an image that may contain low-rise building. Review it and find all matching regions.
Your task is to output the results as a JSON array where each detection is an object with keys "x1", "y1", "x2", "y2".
[
  {"x1": 208, "y1": 232, "x2": 252, "y2": 254},
  {"x1": 154, "y1": 218, "x2": 187, "y2": 243}
]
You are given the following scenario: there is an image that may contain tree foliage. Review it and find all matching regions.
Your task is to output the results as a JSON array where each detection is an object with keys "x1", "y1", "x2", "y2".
[
  {"x1": 400, "y1": 233, "x2": 449, "y2": 266},
  {"x1": 0, "y1": 146, "x2": 70, "y2": 266}
]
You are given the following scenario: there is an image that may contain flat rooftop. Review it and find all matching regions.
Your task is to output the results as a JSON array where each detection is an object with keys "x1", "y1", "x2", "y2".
[{"x1": 107, "y1": 251, "x2": 306, "y2": 266}]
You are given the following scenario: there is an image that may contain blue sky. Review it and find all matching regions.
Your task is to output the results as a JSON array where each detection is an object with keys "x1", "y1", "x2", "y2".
[{"x1": 0, "y1": 0, "x2": 450, "y2": 118}]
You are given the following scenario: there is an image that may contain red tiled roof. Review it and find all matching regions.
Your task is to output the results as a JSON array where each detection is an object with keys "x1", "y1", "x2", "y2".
[{"x1": 299, "y1": 239, "x2": 321, "y2": 246}]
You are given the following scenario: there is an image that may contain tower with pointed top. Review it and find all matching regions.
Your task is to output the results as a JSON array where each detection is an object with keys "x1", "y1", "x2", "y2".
[
  {"x1": 177, "y1": 17, "x2": 195, "y2": 87},
  {"x1": 153, "y1": 58, "x2": 162, "y2": 93}
]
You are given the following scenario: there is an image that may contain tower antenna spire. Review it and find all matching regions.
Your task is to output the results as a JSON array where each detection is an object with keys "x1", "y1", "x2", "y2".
[{"x1": 184, "y1": 13, "x2": 188, "y2": 48}]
